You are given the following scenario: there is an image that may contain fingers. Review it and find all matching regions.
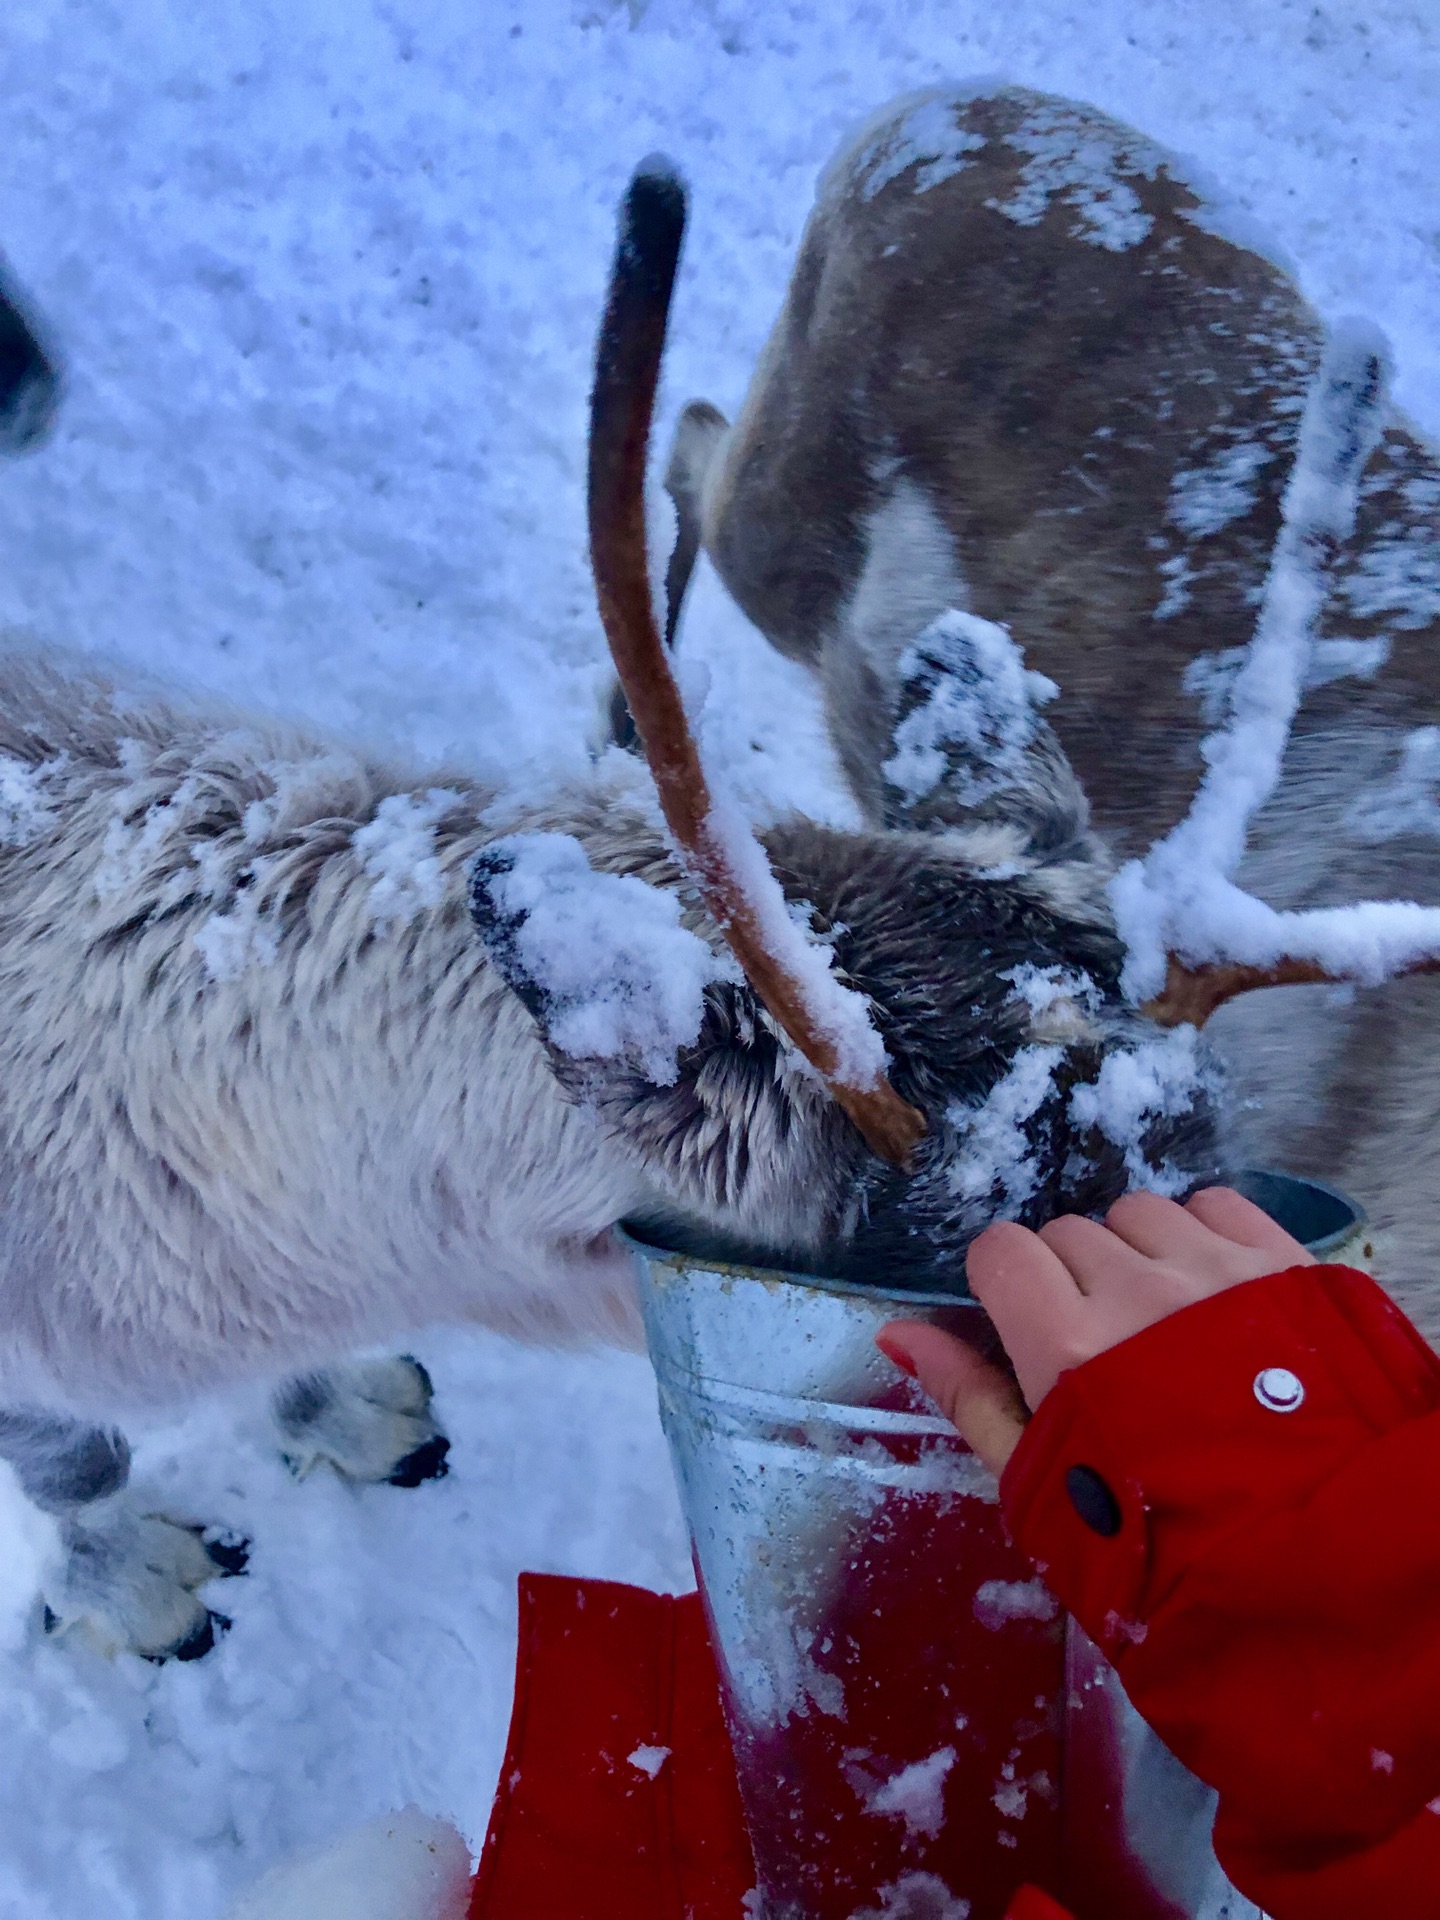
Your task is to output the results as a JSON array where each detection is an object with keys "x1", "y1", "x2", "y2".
[
  {"x1": 1035, "y1": 1211, "x2": 1154, "y2": 1296},
  {"x1": 1184, "y1": 1186, "x2": 1315, "y2": 1265},
  {"x1": 967, "y1": 1218, "x2": 1089, "y2": 1308},
  {"x1": 1103, "y1": 1188, "x2": 1233, "y2": 1261},
  {"x1": 875, "y1": 1321, "x2": 1027, "y2": 1478}
]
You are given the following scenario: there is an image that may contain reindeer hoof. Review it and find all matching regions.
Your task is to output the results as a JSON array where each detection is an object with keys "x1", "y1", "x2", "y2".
[
  {"x1": 387, "y1": 1435, "x2": 451, "y2": 1487},
  {"x1": 166, "y1": 1609, "x2": 231, "y2": 1665},
  {"x1": 273, "y1": 1354, "x2": 452, "y2": 1486},
  {"x1": 202, "y1": 1529, "x2": 251, "y2": 1577},
  {"x1": 44, "y1": 1505, "x2": 244, "y2": 1662}
]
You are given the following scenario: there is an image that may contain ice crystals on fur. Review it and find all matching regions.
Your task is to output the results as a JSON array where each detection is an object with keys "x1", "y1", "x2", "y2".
[
  {"x1": 945, "y1": 1045, "x2": 1065, "y2": 1214},
  {"x1": 0, "y1": 752, "x2": 62, "y2": 847},
  {"x1": 700, "y1": 790, "x2": 892, "y2": 1091},
  {"x1": 354, "y1": 789, "x2": 462, "y2": 931},
  {"x1": 1068, "y1": 1027, "x2": 1208, "y2": 1198},
  {"x1": 883, "y1": 611, "x2": 1057, "y2": 811}
]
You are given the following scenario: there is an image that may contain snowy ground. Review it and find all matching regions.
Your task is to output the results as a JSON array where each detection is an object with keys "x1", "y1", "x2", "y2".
[{"x1": 0, "y1": 2, "x2": 1438, "y2": 1914}]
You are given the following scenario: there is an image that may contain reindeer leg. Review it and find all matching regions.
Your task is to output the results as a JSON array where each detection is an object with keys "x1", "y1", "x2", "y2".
[
  {"x1": 0, "y1": 1407, "x2": 246, "y2": 1662},
  {"x1": 272, "y1": 1356, "x2": 450, "y2": 1487}
]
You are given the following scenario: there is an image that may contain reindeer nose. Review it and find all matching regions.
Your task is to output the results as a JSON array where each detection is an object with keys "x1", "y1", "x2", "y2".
[{"x1": 387, "y1": 1435, "x2": 451, "y2": 1487}]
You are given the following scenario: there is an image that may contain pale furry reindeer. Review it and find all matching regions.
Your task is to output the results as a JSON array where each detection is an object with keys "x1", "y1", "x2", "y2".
[
  {"x1": 666, "y1": 83, "x2": 1440, "y2": 1339},
  {"x1": 0, "y1": 172, "x2": 1229, "y2": 1662}
]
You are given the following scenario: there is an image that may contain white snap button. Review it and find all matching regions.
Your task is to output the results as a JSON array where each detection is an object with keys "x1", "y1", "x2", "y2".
[{"x1": 1254, "y1": 1367, "x2": 1305, "y2": 1412}]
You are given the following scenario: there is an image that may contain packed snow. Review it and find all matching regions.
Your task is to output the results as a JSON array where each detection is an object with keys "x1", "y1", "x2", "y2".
[
  {"x1": 0, "y1": 2, "x2": 1438, "y2": 1916},
  {"x1": 222, "y1": 1809, "x2": 471, "y2": 1920},
  {"x1": 0, "y1": 1463, "x2": 61, "y2": 1656}
]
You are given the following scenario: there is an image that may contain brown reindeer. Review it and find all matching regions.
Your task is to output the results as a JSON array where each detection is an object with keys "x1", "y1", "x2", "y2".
[{"x1": 664, "y1": 83, "x2": 1440, "y2": 1333}]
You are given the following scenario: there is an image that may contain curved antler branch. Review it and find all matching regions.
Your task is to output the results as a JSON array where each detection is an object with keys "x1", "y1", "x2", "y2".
[
  {"x1": 1146, "y1": 950, "x2": 1440, "y2": 1029},
  {"x1": 588, "y1": 159, "x2": 925, "y2": 1168}
]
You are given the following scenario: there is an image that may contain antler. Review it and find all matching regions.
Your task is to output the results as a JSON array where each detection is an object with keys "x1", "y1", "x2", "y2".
[
  {"x1": 588, "y1": 160, "x2": 926, "y2": 1168},
  {"x1": 1146, "y1": 952, "x2": 1440, "y2": 1029},
  {"x1": 1117, "y1": 322, "x2": 1440, "y2": 1031}
]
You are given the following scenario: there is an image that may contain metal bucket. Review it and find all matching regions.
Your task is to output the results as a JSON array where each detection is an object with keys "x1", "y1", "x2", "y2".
[{"x1": 629, "y1": 1173, "x2": 1357, "y2": 1920}]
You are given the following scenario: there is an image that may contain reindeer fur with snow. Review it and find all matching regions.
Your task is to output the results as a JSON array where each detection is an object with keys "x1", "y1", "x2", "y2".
[
  {"x1": 0, "y1": 178, "x2": 1225, "y2": 1658},
  {"x1": 670, "y1": 82, "x2": 1440, "y2": 1335}
]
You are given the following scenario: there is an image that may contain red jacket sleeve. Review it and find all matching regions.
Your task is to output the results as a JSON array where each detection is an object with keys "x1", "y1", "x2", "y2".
[{"x1": 999, "y1": 1263, "x2": 1440, "y2": 1920}]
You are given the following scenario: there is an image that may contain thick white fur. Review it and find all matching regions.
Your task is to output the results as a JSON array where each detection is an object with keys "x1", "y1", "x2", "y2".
[{"x1": 0, "y1": 645, "x2": 651, "y2": 1419}]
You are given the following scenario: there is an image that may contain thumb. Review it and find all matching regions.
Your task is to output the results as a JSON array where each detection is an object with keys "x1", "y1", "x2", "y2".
[{"x1": 876, "y1": 1321, "x2": 1028, "y2": 1478}]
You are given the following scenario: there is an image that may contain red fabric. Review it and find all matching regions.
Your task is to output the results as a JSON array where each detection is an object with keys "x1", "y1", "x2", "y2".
[
  {"x1": 469, "y1": 1574, "x2": 756, "y2": 1920},
  {"x1": 1001, "y1": 1262, "x2": 1440, "y2": 1920},
  {"x1": 1002, "y1": 1887, "x2": 1075, "y2": 1920}
]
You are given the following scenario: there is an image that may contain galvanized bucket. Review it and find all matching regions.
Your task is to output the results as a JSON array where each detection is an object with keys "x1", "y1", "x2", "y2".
[{"x1": 628, "y1": 1171, "x2": 1356, "y2": 1920}]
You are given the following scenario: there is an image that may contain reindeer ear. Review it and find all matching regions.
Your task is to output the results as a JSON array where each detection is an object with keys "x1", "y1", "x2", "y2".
[
  {"x1": 468, "y1": 831, "x2": 746, "y2": 1101},
  {"x1": 881, "y1": 610, "x2": 1092, "y2": 859}
]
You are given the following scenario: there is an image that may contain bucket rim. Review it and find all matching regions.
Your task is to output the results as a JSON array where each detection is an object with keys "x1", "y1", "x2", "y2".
[
  {"x1": 1228, "y1": 1166, "x2": 1367, "y2": 1259},
  {"x1": 620, "y1": 1223, "x2": 981, "y2": 1311}
]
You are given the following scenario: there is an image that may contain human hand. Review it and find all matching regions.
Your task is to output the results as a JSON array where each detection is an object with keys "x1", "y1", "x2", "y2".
[{"x1": 875, "y1": 1187, "x2": 1314, "y2": 1477}]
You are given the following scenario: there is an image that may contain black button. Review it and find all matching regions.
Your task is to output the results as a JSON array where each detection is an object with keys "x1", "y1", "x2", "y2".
[{"x1": 1065, "y1": 1464, "x2": 1122, "y2": 1537}]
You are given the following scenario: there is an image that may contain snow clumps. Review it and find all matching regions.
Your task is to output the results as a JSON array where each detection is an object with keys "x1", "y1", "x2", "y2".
[
  {"x1": 972, "y1": 1577, "x2": 1060, "y2": 1633},
  {"x1": 883, "y1": 610, "x2": 1057, "y2": 812},
  {"x1": 472, "y1": 831, "x2": 735, "y2": 1085},
  {"x1": 1068, "y1": 1027, "x2": 1207, "y2": 1197},
  {"x1": 355, "y1": 789, "x2": 461, "y2": 930},
  {"x1": 940, "y1": 971, "x2": 1208, "y2": 1221},
  {"x1": 863, "y1": 1747, "x2": 957, "y2": 1842},
  {"x1": 0, "y1": 753, "x2": 61, "y2": 847}
]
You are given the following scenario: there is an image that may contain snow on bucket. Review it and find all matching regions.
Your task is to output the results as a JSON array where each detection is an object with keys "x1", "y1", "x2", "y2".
[{"x1": 625, "y1": 1206, "x2": 1316, "y2": 1920}]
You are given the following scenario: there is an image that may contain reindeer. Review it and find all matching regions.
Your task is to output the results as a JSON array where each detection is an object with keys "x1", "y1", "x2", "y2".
[
  {"x1": 0, "y1": 160, "x2": 1235, "y2": 1662},
  {"x1": 664, "y1": 83, "x2": 1440, "y2": 1338}
]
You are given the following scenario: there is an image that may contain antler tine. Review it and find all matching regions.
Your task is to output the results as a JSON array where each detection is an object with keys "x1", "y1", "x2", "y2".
[
  {"x1": 1146, "y1": 952, "x2": 1440, "y2": 1029},
  {"x1": 587, "y1": 159, "x2": 926, "y2": 1168}
]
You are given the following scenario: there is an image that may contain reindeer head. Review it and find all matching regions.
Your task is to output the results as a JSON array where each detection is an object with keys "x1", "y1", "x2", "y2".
[{"x1": 470, "y1": 160, "x2": 1227, "y2": 1292}]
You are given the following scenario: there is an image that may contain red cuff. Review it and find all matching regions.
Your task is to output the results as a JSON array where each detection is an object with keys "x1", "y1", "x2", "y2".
[{"x1": 1000, "y1": 1263, "x2": 1440, "y2": 1657}]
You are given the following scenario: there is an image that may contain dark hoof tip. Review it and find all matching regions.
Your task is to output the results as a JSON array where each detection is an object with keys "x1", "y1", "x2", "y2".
[
  {"x1": 169, "y1": 1609, "x2": 231, "y2": 1664},
  {"x1": 388, "y1": 1435, "x2": 451, "y2": 1488},
  {"x1": 42, "y1": 1604, "x2": 59, "y2": 1636},
  {"x1": 204, "y1": 1531, "x2": 251, "y2": 1578},
  {"x1": 398, "y1": 1354, "x2": 434, "y2": 1397}
]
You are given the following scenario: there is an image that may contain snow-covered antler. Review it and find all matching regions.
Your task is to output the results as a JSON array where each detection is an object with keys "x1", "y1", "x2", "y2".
[
  {"x1": 588, "y1": 159, "x2": 926, "y2": 1167},
  {"x1": 1114, "y1": 322, "x2": 1440, "y2": 1029}
]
